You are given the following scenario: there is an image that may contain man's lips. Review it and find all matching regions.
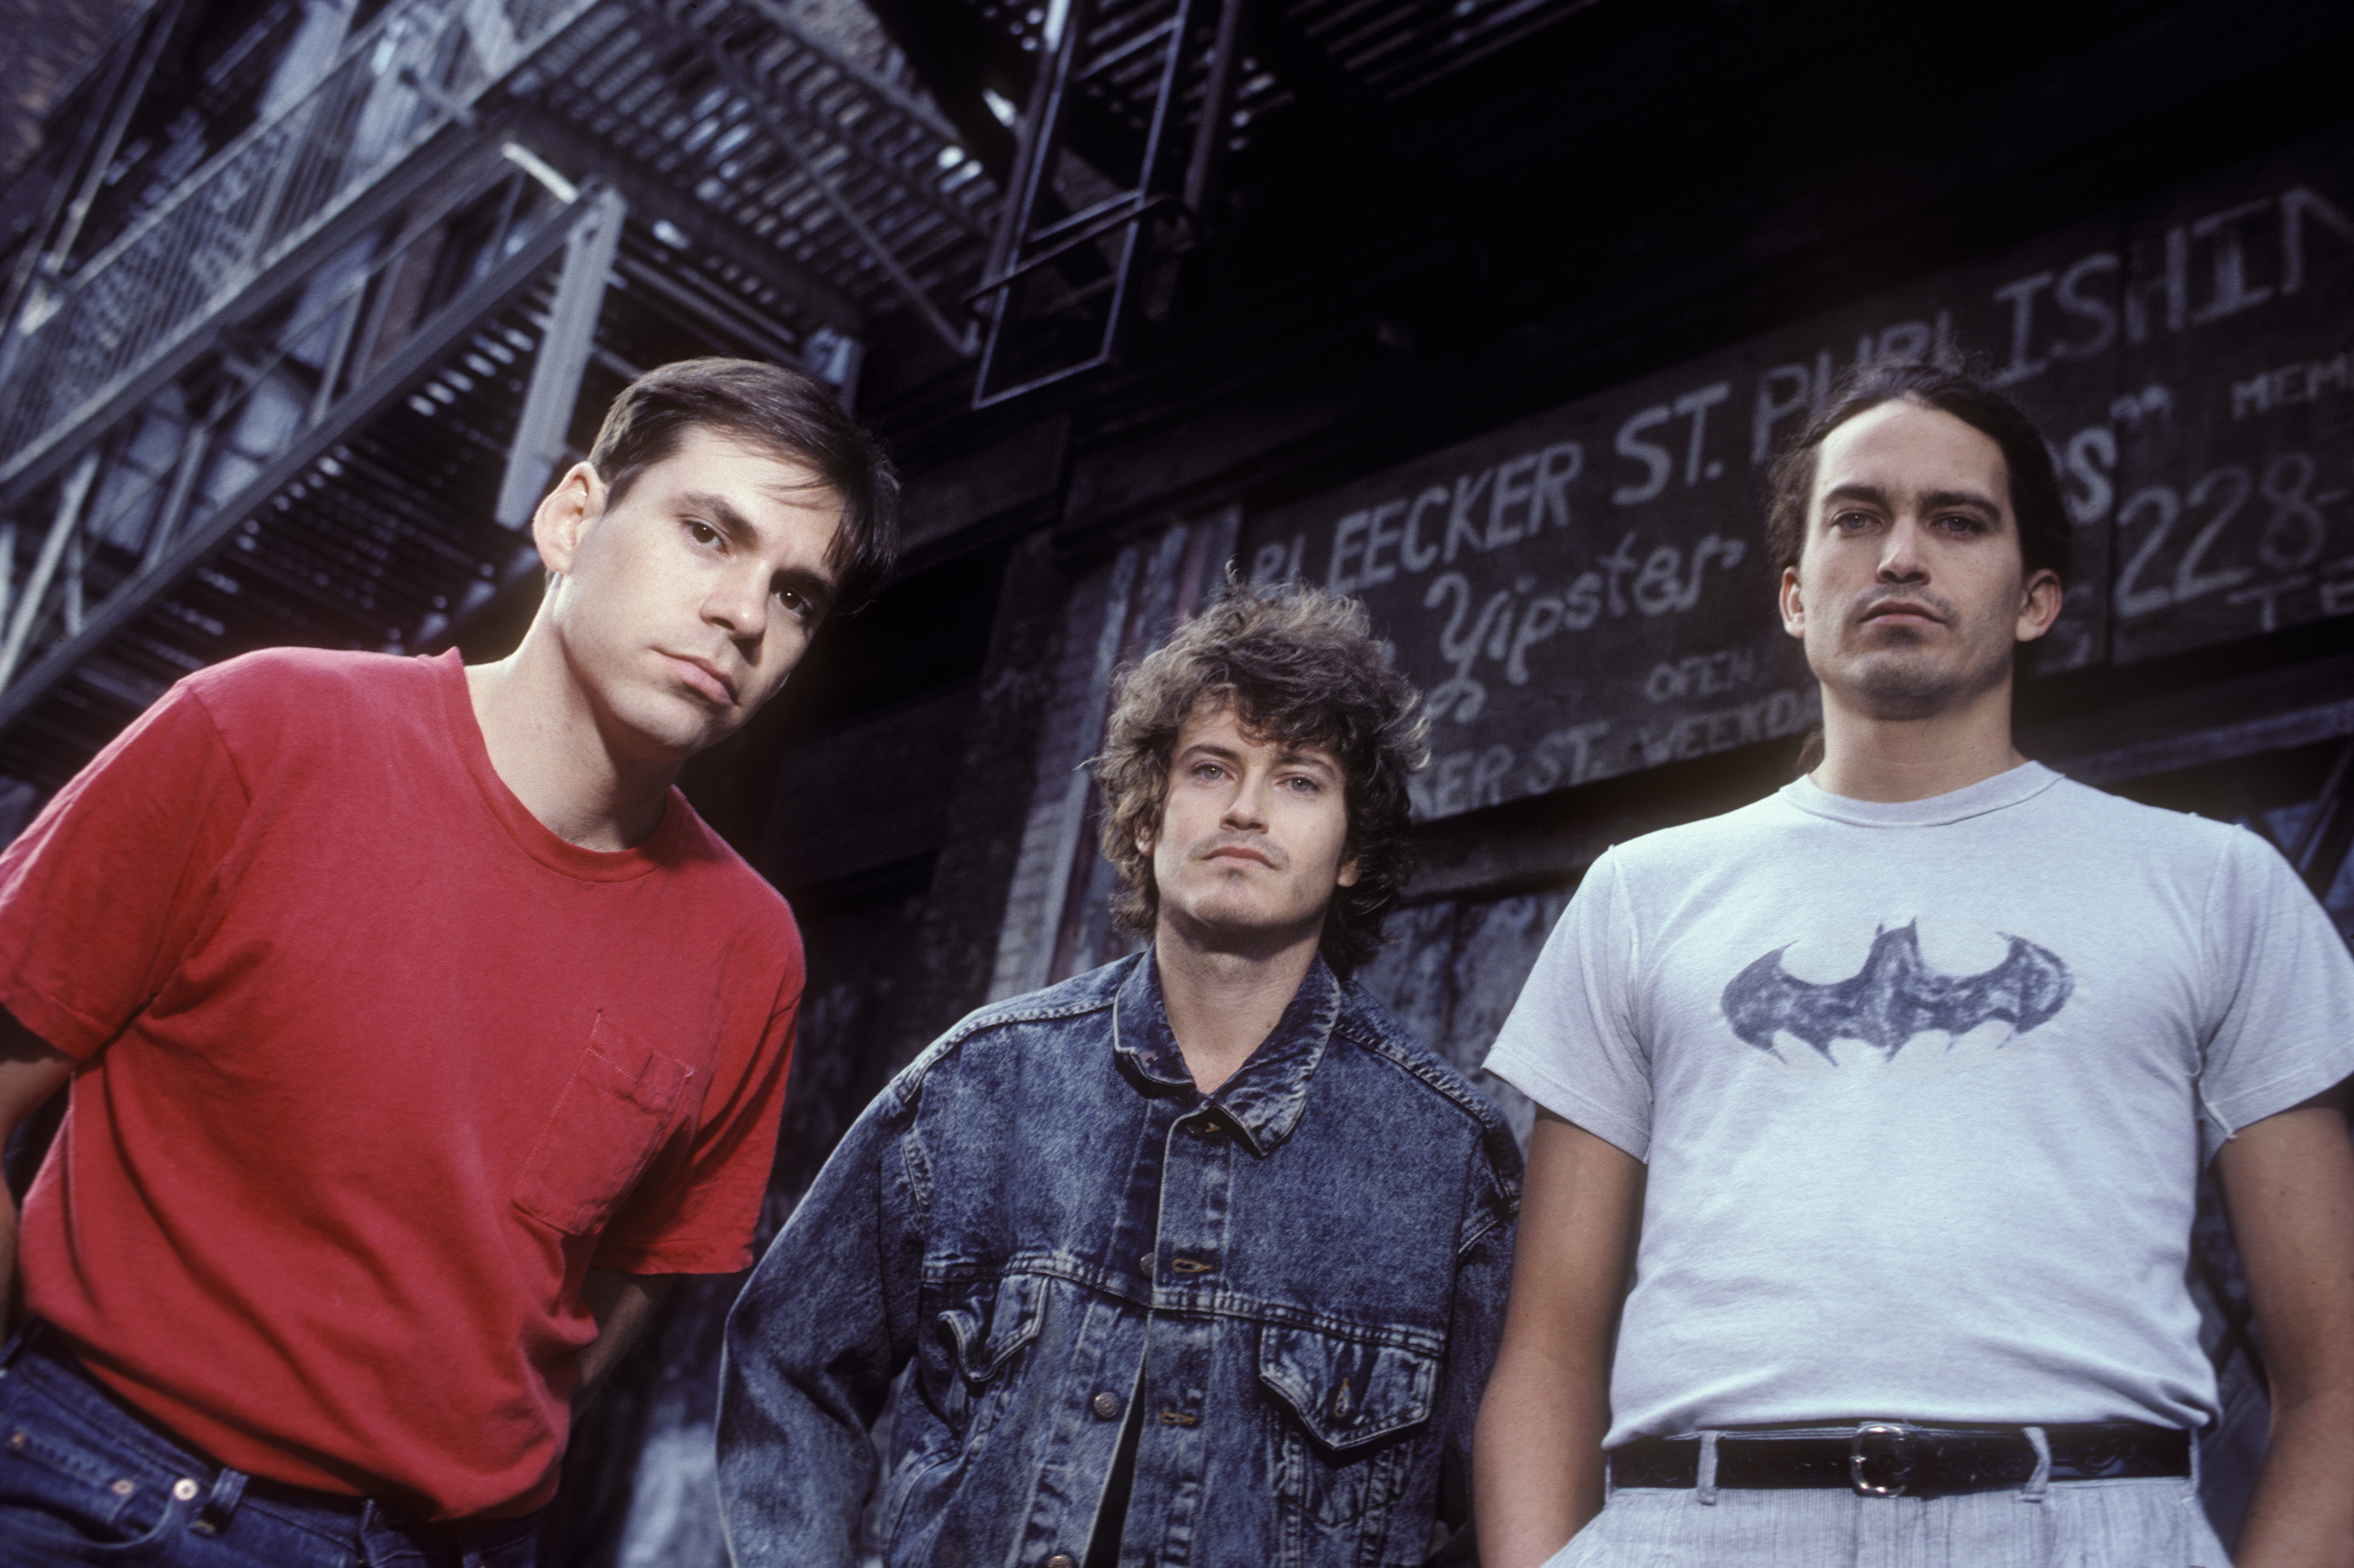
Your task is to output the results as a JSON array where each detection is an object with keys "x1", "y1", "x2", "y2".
[
  {"x1": 1857, "y1": 598, "x2": 1944, "y2": 626},
  {"x1": 1200, "y1": 841, "x2": 1278, "y2": 868},
  {"x1": 660, "y1": 651, "x2": 738, "y2": 704}
]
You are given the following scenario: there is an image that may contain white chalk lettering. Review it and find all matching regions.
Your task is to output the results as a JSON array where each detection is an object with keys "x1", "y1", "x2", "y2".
[
  {"x1": 1360, "y1": 498, "x2": 1409, "y2": 587},
  {"x1": 1673, "y1": 382, "x2": 1732, "y2": 485},
  {"x1": 1612, "y1": 405, "x2": 1674, "y2": 505},
  {"x1": 1534, "y1": 442, "x2": 1582, "y2": 531},
  {"x1": 1754, "y1": 364, "x2": 1812, "y2": 464},
  {"x1": 1446, "y1": 468, "x2": 1495, "y2": 563},
  {"x1": 1488, "y1": 452, "x2": 1541, "y2": 546},
  {"x1": 2062, "y1": 426, "x2": 2117, "y2": 525},
  {"x1": 1326, "y1": 509, "x2": 1371, "y2": 592},
  {"x1": 2050, "y1": 253, "x2": 2119, "y2": 361},
  {"x1": 2282, "y1": 188, "x2": 2354, "y2": 295},
  {"x1": 1403, "y1": 485, "x2": 1446, "y2": 571},
  {"x1": 1992, "y1": 271, "x2": 2053, "y2": 384},
  {"x1": 2126, "y1": 227, "x2": 2189, "y2": 342},
  {"x1": 2192, "y1": 199, "x2": 2276, "y2": 324}
]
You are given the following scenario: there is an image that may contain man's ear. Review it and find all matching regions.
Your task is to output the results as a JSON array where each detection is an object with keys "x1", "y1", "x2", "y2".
[
  {"x1": 531, "y1": 462, "x2": 606, "y2": 576},
  {"x1": 1778, "y1": 564, "x2": 1806, "y2": 638},
  {"x1": 1335, "y1": 856, "x2": 1360, "y2": 890},
  {"x1": 2014, "y1": 568, "x2": 2065, "y2": 644}
]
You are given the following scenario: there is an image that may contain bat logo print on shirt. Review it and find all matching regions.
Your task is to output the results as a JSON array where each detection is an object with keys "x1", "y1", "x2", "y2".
[{"x1": 1719, "y1": 922, "x2": 2073, "y2": 1062}]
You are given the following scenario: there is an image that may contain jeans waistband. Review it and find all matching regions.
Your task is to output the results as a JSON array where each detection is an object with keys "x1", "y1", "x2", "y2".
[{"x1": 0, "y1": 1320, "x2": 540, "y2": 1550}]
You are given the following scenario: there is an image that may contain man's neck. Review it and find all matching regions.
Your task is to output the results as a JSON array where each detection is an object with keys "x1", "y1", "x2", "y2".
[
  {"x1": 1810, "y1": 678, "x2": 2025, "y2": 804},
  {"x1": 465, "y1": 636, "x2": 678, "y2": 851},
  {"x1": 1152, "y1": 922, "x2": 1323, "y2": 1096}
]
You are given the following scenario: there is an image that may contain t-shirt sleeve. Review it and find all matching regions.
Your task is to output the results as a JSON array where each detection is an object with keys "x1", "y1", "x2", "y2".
[
  {"x1": 591, "y1": 938, "x2": 803, "y2": 1275},
  {"x1": 1479, "y1": 850, "x2": 1656, "y2": 1160},
  {"x1": 0, "y1": 680, "x2": 250, "y2": 1058},
  {"x1": 2195, "y1": 825, "x2": 2354, "y2": 1162}
]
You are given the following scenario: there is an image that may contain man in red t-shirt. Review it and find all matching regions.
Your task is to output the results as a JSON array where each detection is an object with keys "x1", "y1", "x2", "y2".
[{"x1": 0, "y1": 358, "x2": 895, "y2": 1565}]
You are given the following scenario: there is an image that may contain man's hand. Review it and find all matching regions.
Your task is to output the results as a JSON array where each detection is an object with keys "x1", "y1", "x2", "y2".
[
  {"x1": 2217, "y1": 1087, "x2": 2354, "y2": 1568},
  {"x1": 0, "y1": 1008, "x2": 73, "y2": 1328},
  {"x1": 1473, "y1": 1109, "x2": 1644, "y2": 1568},
  {"x1": 576, "y1": 1268, "x2": 675, "y2": 1414}
]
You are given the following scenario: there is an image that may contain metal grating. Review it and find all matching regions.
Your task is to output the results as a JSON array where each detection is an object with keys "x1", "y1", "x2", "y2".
[{"x1": 514, "y1": 0, "x2": 1000, "y2": 348}]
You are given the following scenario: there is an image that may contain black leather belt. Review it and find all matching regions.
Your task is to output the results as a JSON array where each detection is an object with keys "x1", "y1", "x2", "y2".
[{"x1": 1610, "y1": 1422, "x2": 2191, "y2": 1498}]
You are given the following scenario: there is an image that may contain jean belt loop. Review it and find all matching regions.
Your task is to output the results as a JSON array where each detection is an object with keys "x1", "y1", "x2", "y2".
[
  {"x1": 196, "y1": 1467, "x2": 250, "y2": 1533},
  {"x1": 2189, "y1": 1424, "x2": 2202, "y2": 1492},
  {"x1": 2019, "y1": 1425, "x2": 2052, "y2": 1503},
  {"x1": 355, "y1": 1499, "x2": 385, "y2": 1568},
  {"x1": 1695, "y1": 1430, "x2": 1721, "y2": 1506}
]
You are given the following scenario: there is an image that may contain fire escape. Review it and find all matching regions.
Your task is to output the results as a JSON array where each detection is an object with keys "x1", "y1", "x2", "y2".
[{"x1": 0, "y1": 0, "x2": 998, "y2": 813}]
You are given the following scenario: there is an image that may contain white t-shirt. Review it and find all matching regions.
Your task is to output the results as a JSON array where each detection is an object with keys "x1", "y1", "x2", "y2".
[{"x1": 1484, "y1": 762, "x2": 2354, "y2": 1444}]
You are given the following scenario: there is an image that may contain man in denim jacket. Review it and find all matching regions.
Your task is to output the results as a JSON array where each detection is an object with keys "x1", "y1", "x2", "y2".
[{"x1": 718, "y1": 580, "x2": 1520, "y2": 1568}]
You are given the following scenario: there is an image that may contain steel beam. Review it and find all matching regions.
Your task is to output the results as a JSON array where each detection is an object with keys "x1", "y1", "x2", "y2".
[
  {"x1": 0, "y1": 192, "x2": 604, "y2": 738},
  {"x1": 497, "y1": 185, "x2": 627, "y2": 528}
]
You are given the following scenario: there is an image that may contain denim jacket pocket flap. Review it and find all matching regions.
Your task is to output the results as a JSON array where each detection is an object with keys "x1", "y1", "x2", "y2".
[
  {"x1": 936, "y1": 1273, "x2": 1047, "y2": 1384},
  {"x1": 1256, "y1": 1324, "x2": 1437, "y2": 1450}
]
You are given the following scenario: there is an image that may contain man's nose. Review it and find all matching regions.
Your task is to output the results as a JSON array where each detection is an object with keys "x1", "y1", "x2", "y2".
[
  {"x1": 1221, "y1": 775, "x2": 1271, "y2": 830},
  {"x1": 1876, "y1": 515, "x2": 1931, "y2": 582},
  {"x1": 704, "y1": 572, "x2": 769, "y2": 645}
]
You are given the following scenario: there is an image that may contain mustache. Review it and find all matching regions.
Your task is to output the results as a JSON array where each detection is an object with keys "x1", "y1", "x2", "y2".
[
  {"x1": 1189, "y1": 834, "x2": 1288, "y2": 869},
  {"x1": 1850, "y1": 586, "x2": 1956, "y2": 625}
]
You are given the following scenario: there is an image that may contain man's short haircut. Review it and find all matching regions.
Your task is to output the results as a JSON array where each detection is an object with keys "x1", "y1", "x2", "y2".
[
  {"x1": 586, "y1": 357, "x2": 899, "y2": 613},
  {"x1": 1095, "y1": 578, "x2": 1430, "y2": 977},
  {"x1": 1765, "y1": 361, "x2": 2072, "y2": 589}
]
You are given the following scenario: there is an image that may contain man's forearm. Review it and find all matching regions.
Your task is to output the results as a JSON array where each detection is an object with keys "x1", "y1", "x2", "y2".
[
  {"x1": 2234, "y1": 1385, "x2": 2354, "y2": 1568},
  {"x1": 575, "y1": 1269, "x2": 674, "y2": 1413},
  {"x1": 1473, "y1": 1342, "x2": 1609, "y2": 1568}
]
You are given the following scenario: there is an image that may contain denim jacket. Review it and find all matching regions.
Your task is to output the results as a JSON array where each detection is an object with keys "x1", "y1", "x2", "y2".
[{"x1": 718, "y1": 951, "x2": 1520, "y2": 1568}]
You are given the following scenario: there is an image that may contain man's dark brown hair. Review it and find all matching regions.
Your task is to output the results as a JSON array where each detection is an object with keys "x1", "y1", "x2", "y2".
[
  {"x1": 1095, "y1": 578, "x2": 1429, "y2": 977},
  {"x1": 1765, "y1": 360, "x2": 2072, "y2": 588},
  {"x1": 587, "y1": 357, "x2": 898, "y2": 613}
]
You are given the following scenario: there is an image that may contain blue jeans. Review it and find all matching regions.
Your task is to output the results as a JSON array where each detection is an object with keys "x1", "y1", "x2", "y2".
[
  {"x1": 1543, "y1": 1478, "x2": 2231, "y2": 1567},
  {"x1": 0, "y1": 1327, "x2": 538, "y2": 1567}
]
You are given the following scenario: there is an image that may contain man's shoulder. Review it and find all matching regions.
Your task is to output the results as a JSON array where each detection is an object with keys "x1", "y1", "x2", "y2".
[
  {"x1": 1329, "y1": 979, "x2": 1524, "y2": 1181},
  {"x1": 887, "y1": 958, "x2": 1128, "y2": 1096},
  {"x1": 176, "y1": 646, "x2": 440, "y2": 743},
  {"x1": 657, "y1": 792, "x2": 800, "y2": 945},
  {"x1": 1600, "y1": 790, "x2": 1792, "y2": 876}
]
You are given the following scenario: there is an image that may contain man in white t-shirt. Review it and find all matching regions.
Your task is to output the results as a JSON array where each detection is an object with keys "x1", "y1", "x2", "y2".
[{"x1": 1472, "y1": 361, "x2": 2354, "y2": 1568}]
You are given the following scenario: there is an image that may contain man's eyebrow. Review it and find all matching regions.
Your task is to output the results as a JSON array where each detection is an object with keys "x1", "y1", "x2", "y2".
[
  {"x1": 1818, "y1": 482, "x2": 1892, "y2": 513},
  {"x1": 1920, "y1": 487, "x2": 2005, "y2": 517},
  {"x1": 680, "y1": 491, "x2": 841, "y2": 610},
  {"x1": 1271, "y1": 747, "x2": 1341, "y2": 777},
  {"x1": 680, "y1": 491, "x2": 759, "y2": 541}
]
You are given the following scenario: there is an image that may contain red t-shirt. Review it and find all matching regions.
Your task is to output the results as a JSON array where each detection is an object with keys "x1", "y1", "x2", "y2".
[{"x1": 0, "y1": 647, "x2": 801, "y2": 1518}]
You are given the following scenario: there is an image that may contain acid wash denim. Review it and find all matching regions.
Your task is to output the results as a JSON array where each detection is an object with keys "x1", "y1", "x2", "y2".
[{"x1": 717, "y1": 953, "x2": 1520, "y2": 1568}]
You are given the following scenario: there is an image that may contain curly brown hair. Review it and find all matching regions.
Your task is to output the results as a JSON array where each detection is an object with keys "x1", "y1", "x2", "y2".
[{"x1": 1094, "y1": 578, "x2": 1429, "y2": 976}]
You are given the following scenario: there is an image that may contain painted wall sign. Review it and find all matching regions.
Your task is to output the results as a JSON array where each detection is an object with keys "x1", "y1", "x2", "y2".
[{"x1": 1238, "y1": 126, "x2": 2354, "y2": 821}]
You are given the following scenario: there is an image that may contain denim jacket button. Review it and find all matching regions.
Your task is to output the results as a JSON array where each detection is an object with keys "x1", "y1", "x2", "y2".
[
  {"x1": 1092, "y1": 1391, "x2": 1122, "y2": 1420},
  {"x1": 1139, "y1": 1254, "x2": 1154, "y2": 1277},
  {"x1": 1047, "y1": 1555, "x2": 1077, "y2": 1568}
]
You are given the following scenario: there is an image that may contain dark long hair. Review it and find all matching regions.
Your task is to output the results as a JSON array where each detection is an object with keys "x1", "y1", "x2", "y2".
[{"x1": 1764, "y1": 360, "x2": 2071, "y2": 587}]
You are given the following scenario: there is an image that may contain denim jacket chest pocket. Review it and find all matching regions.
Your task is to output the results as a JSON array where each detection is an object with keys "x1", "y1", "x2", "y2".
[
  {"x1": 513, "y1": 1014, "x2": 693, "y2": 1235},
  {"x1": 917, "y1": 1274, "x2": 1047, "y2": 1445},
  {"x1": 1257, "y1": 1322, "x2": 1440, "y2": 1534}
]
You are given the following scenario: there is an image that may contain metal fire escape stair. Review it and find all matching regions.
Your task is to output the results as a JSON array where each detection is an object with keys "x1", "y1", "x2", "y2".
[{"x1": 0, "y1": 0, "x2": 1005, "y2": 808}]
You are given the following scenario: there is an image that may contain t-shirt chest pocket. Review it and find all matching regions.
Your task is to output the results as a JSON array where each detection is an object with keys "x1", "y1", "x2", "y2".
[{"x1": 513, "y1": 1015, "x2": 694, "y2": 1235}]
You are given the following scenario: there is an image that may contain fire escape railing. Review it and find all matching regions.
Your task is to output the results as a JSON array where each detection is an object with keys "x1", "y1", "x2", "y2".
[
  {"x1": 0, "y1": 174, "x2": 626, "y2": 728},
  {"x1": 0, "y1": 0, "x2": 605, "y2": 509},
  {"x1": 966, "y1": 0, "x2": 1246, "y2": 407}
]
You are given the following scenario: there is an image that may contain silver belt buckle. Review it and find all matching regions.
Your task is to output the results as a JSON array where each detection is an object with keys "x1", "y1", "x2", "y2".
[{"x1": 1849, "y1": 1422, "x2": 1912, "y2": 1497}]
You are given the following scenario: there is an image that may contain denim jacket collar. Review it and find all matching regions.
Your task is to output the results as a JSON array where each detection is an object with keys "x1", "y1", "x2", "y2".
[{"x1": 1111, "y1": 949, "x2": 1342, "y2": 1158}]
